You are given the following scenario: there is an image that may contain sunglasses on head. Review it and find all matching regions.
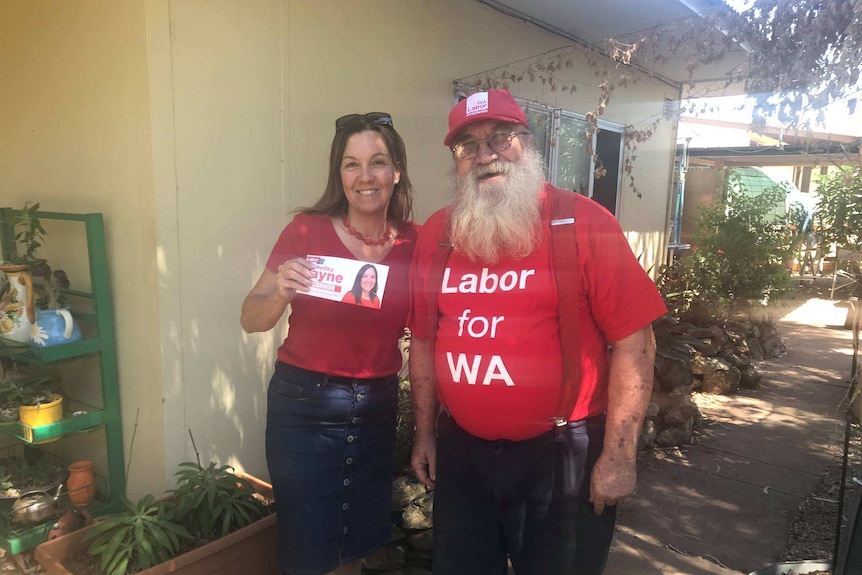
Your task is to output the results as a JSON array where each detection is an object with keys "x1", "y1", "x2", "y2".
[{"x1": 335, "y1": 112, "x2": 394, "y2": 130}]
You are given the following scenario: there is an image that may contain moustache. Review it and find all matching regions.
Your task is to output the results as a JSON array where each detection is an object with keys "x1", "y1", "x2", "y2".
[{"x1": 472, "y1": 161, "x2": 512, "y2": 180}]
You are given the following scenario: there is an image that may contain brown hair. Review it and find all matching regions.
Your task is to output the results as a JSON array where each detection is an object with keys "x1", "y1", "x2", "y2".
[{"x1": 300, "y1": 118, "x2": 414, "y2": 225}]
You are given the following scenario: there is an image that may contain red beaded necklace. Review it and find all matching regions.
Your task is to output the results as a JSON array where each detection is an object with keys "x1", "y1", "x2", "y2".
[{"x1": 342, "y1": 216, "x2": 393, "y2": 246}]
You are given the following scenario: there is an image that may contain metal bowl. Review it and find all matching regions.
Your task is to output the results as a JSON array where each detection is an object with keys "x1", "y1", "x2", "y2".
[{"x1": 747, "y1": 560, "x2": 832, "y2": 575}]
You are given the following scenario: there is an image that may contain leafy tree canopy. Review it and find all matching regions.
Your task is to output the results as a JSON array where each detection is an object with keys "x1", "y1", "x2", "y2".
[{"x1": 642, "y1": 0, "x2": 861, "y2": 131}]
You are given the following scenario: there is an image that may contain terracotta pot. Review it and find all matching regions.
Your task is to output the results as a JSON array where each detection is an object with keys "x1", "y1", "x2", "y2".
[
  {"x1": 34, "y1": 473, "x2": 279, "y2": 575},
  {"x1": 66, "y1": 461, "x2": 96, "y2": 506}
]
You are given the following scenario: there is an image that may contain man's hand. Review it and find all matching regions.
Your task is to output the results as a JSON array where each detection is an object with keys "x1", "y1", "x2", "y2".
[
  {"x1": 589, "y1": 452, "x2": 637, "y2": 515},
  {"x1": 411, "y1": 431, "x2": 437, "y2": 489}
]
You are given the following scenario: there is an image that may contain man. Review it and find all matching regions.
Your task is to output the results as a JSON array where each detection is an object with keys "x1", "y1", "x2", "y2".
[{"x1": 408, "y1": 90, "x2": 667, "y2": 575}]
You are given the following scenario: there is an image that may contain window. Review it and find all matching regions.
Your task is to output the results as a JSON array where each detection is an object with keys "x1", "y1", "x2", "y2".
[
  {"x1": 518, "y1": 98, "x2": 624, "y2": 216},
  {"x1": 793, "y1": 166, "x2": 812, "y2": 194}
]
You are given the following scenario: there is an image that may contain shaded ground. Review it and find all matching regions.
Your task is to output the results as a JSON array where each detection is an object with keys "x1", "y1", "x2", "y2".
[
  {"x1": 780, "y1": 422, "x2": 862, "y2": 564},
  {"x1": 608, "y1": 275, "x2": 859, "y2": 574}
]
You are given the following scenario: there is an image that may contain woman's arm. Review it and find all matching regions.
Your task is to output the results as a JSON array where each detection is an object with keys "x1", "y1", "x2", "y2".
[{"x1": 240, "y1": 258, "x2": 314, "y2": 333}]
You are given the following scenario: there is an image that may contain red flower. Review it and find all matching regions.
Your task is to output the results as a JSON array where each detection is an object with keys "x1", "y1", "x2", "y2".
[{"x1": 716, "y1": 249, "x2": 724, "y2": 254}]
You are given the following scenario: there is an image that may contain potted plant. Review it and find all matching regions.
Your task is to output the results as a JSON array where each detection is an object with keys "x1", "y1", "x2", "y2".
[
  {"x1": 0, "y1": 375, "x2": 21, "y2": 424},
  {"x1": 34, "y1": 462, "x2": 279, "y2": 575},
  {"x1": 6, "y1": 372, "x2": 64, "y2": 443},
  {"x1": 0, "y1": 451, "x2": 66, "y2": 500},
  {"x1": 1, "y1": 202, "x2": 79, "y2": 347}
]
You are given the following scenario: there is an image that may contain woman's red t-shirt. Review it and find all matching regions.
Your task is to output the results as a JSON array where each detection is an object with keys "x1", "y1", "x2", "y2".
[{"x1": 266, "y1": 213, "x2": 418, "y2": 378}]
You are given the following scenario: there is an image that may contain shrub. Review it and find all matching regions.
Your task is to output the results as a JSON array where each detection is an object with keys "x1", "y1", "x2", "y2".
[
  {"x1": 658, "y1": 171, "x2": 793, "y2": 323},
  {"x1": 814, "y1": 168, "x2": 862, "y2": 254}
]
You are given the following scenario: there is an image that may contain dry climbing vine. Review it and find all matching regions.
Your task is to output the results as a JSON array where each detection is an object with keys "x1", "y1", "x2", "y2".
[{"x1": 455, "y1": 0, "x2": 861, "y2": 198}]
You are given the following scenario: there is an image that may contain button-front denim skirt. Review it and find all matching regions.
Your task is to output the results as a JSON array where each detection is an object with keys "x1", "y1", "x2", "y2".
[{"x1": 265, "y1": 361, "x2": 398, "y2": 575}]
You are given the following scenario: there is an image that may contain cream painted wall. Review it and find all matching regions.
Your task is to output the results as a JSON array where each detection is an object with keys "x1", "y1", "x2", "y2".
[
  {"x1": 147, "y1": 0, "x2": 286, "y2": 485},
  {"x1": 0, "y1": 2, "x2": 164, "y2": 498}
]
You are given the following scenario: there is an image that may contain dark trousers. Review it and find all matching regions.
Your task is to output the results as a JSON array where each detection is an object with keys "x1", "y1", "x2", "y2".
[{"x1": 432, "y1": 414, "x2": 616, "y2": 575}]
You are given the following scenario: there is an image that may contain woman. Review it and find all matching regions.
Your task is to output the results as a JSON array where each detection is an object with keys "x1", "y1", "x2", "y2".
[
  {"x1": 241, "y1": 112, "x2": 417, "y2": 575},
  {"x1": 341, "y1": 263, "x2": 380, "y2": 308}
]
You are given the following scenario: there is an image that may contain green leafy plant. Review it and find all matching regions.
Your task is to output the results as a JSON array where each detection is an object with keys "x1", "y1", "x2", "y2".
[
  {"x1": 86, "y1": 495, "x2": 192, "y2": 575},
  {"x1": 3, "y1": 201, "x2": 71, "y2": 309},
  {"x1": 0, "y1": 453, "x2": 65, "y2": 497},
  {"x1": 167, "y1": 462, "x2": 266, "y2": 540},
  {"x1": 657, "y1": 171, "x2": 793, "y2": 323},
  {"x1": 1, "y1": 373, "x2": 58, "y2": 407},
  {"x1": 814, "y1": 168, "x2": 862, "y2": 254}
]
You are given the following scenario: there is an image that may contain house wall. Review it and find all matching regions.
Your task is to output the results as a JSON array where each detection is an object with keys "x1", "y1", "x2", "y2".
[
  {"x1": 2, "y1": 0, "x2": 676, "y2": 497},
  {"x1": 0, "y1": 2, "x2": 165, "y2": 497}
]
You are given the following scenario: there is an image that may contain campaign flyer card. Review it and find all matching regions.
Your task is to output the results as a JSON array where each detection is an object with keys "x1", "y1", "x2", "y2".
[{"x1": 305, "y1": 255, "x2": 389, "y2": 308}]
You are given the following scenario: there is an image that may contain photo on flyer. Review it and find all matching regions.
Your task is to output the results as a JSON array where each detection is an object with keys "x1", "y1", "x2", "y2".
[{"x1": 305, "y1": 255, "x2": 389, "y2": 309}]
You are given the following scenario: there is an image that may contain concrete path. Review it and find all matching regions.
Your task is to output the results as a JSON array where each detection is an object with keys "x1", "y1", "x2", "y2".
[{"x1": 606, "y1": 298, "x2": 856, "y2": 575}]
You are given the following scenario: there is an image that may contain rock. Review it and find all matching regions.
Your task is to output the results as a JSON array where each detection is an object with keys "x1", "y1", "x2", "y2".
[
  {"x1": 655, "y1": 420, "x2": 693, "y2": 447},
  {"x1": 686, "y1": 326, "x2": 717, "y2": 340},
  {"x1": 691, "y1": 355, "x2": 732, "y2": 375},
  {"x1": 724, "y1": 321, "x2": 747, "y2": 344},
  {"x1": 392, "y1": 476, "x2": 427, "y2": 508},
  {"x1": 363, "y1": 545, "x2": 406, "y2": 571},
  {"x1": 390, "y1": 524, "x2": 406, "y2": 542},
  {"x1": 721, "y1": 351, "x2": 751, "y2": 369},
  {"x1": 739, "y1": 365, "x2": 762, "y2": 389},
  {"x1": 645, "y1": 401, "x2": 660, "y2": 418},
  {"x1": 667, "y1": 321, "x2": 696, "y2": 335},
  {"x1": 639, "y1": 419, "x2": 657, "y2": 449},
  {"x1": 407, "y1": 529, "x2": 434, "y2": 551},
  {"x1": 761, "y1": 335, "x2": 786, "y2": 358},
  {"x1": 663, "y1": 406, "x2": 687, "y2": 426},
  {"x1": 402, "y1": 493, "x2": 434, "y2": 530},
  {"x1": 668, "y1": 386, "x2": 700, "y2": 420},
  {"x1": 701, "y1": 366, "x2": 741, "y2": 395},
  {"x1": 655, "y1": 354, "x2": 693, "y2": 390},
  {"x1": 746, "y1": 336, "x2": 765, "y2": 361}
]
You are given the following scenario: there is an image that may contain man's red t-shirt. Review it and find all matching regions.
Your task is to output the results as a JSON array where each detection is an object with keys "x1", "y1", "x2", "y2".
[
  {"x1": 266, "y1": 213, "x2": 418, "y2": 378},
  {"x1": 408, "y1": 184, "x2": 666, "y2": 440}
]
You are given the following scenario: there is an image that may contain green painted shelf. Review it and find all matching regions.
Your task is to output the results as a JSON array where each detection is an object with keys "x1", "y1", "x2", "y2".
[{"x1": 0, "y1": 209, "x2": 125, "y2": 555}]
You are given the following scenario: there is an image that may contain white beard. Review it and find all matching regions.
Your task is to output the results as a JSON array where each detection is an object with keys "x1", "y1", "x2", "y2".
[{"x1": 449, "y1": 147, "x2": 545, "y2": 265}]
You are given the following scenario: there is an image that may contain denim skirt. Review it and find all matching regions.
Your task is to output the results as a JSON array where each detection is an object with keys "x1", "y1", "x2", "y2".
[{"x1": 265, "y1": 361, "x2": 398, "y2": 575}]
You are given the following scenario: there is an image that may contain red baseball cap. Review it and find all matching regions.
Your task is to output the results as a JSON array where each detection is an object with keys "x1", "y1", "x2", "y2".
[{"x1": 443, "y1": 90, "x2": 529, "y2": 147}]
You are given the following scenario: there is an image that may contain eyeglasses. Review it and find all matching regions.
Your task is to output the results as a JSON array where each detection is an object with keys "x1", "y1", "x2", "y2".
[
  {"x1": 450, "y1": 131, "x2": 530, "y2": 161},
  {"x1": 335, "y1": 112, "x2": 394, "y2": 130}
]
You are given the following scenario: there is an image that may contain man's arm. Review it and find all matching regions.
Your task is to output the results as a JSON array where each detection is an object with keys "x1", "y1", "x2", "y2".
[
  {"x1": 589, "y1": 324, "x2": 656, "y2": 514},
  {"x1": 409, "y1": 336, "x2": 439, "y2": 489}
]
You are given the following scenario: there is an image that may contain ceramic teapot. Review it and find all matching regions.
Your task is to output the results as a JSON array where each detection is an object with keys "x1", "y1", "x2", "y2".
[
  {"x1": 0, "y1": 264, "x2": 35, "y2": 346},
  {"x1": 31, "y1": 308, "x2": 82, "y2": 347}
]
